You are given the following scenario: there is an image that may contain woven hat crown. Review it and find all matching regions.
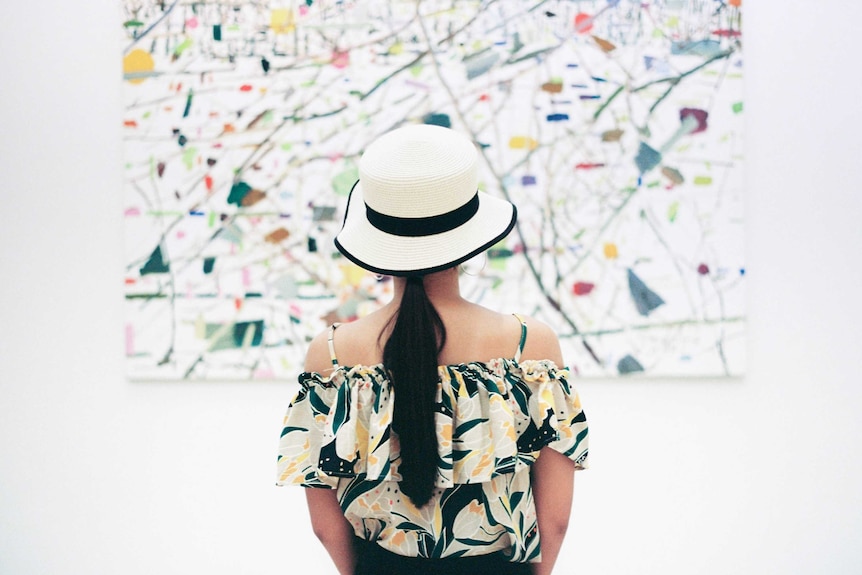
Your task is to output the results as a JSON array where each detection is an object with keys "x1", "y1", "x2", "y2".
[{"x1": 359, "y1": 124, "x2": 478, "y2": 218}]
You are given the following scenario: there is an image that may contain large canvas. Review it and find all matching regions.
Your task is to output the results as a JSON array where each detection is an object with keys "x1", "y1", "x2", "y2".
[{"x1": 122, "y1": 0, "x2": 744, "y2": 380}]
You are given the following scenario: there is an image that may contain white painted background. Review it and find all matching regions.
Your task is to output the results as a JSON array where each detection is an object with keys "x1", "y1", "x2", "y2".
[{"x1": 2, "y1": 2, "x2": 861, "y2": 574}]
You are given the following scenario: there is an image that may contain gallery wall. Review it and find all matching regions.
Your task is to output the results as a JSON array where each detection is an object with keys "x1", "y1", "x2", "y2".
[{"x1": 2, "y1": 2, "x2": 861, "y2": 575}]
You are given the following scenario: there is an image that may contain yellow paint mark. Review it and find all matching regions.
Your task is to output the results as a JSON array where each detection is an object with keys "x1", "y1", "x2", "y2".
[
  {"x1": 603, "y1": 242, "x2": 619, "y2": 259},
  {"x1": 270, "y1": 9, "x2": 295, "y2": 34},
  {"x1": 509, "y1": 136, "x2": 538, "y2": 150},
  {"x1": 123, "y1": 49, "x2": 155, "y2": 84}
]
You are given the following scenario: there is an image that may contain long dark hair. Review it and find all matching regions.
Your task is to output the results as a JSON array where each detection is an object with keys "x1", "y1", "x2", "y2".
[{"x1": 381, "y1": 275, "x2": 446, "y2": 507}]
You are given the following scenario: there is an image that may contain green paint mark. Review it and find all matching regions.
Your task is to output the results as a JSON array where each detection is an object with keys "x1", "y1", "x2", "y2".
[
  {"x1": 140, "y1": 245, "x2": 170, "y2": 275},
  {"x1": 732, "y1": 101, "x2": 744, "y2": 114},
  {"x1": 228, "y1": 181, "x2": 252, "y2": 206},
  {"x1": 182, "y1": 147, "x2": 197, "y2": 170},
  {"x1": 208, "y1": 211, "x2": 216, "y2": 227},
  {"x1": 410, "y1": 64, "x2": 423, "y2": 77},
  {"x1": 174, "y1": 37, "x2": 193, "y2": 58},
  {"x1": 281, "y1": 142, "x2": 293, "y2": 151},
  {"x1": 331, "y1": 166, "x2": 359, "y2": 196},
  {"x1": 123, "y1": 20, "x2": 144, "y2": 28},
  {"x1": 694, "y1": 176, "x2": 713, "y2": 186},
  {"x1": 647, "y1": 180, "x2": 661, "y2": 188},
  {"x1": 668, "y1": 201, "x2": 679, "y2": 222}
]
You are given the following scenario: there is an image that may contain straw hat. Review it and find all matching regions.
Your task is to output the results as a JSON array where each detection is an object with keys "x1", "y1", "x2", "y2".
[{"x1": 334, "y1": 124, "x2": 517, "y2": 276}]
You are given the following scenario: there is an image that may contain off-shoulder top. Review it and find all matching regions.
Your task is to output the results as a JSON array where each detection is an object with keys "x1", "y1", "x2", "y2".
[{"x1": 276, "y1": 315, "x2": 589, "y2": 562}]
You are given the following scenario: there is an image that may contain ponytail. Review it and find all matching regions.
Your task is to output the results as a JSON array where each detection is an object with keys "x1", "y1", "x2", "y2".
[{"x1": 382, "y1": 276, "x2": 446, "y2": 507}]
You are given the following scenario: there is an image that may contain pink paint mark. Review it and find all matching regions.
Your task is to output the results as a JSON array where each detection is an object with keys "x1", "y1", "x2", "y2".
[
  {"x1": 240, "y1": 84, "x2": 253, "y2": 92},
  {"x1": 573, "y1": 281, "x2": 595, "y2": 296},
  {"x1": 242, "y1": 268, "x2": 251, "y2": 286},
  {"x1": 575, "y1": 162, "x2": 606, "y2": 170},
  {"x1": 176, "y1": 230, "x2": 186, "y2": 239},
  {"x1": 712, "y1": 29, "x2": 741, "y2": 37},
  {"x1": 125, "y1": 324, "x2": 135, "y2": 356},
  {"x1": 331, "y1": 50, "x2": 350, "y2": 69},
  {"x1": 186, "y1": 17, "x2": 199, "y2": 29},
  {"x1": 697, "y1": 263, "x2": 710, "y2": 275},
  {"x1": 125, "y1": 207, "x2": 141, "y2": 216},
  {"x1": 289, "y1": 303, "x2": 302, "y2": 316}
]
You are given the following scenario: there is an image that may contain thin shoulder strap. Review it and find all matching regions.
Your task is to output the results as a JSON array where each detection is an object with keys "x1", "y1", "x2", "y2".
[
  {"x1": 512, "y1": 313, "x2": 527, "y2": 362},
  {"x1": 327, "y1": 323, "x2": 342, "y2": 369}
]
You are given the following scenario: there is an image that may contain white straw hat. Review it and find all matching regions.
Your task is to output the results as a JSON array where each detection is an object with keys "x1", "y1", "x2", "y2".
[{"x1": 334, "y1": 124, "x2": 517, "y2": 276}]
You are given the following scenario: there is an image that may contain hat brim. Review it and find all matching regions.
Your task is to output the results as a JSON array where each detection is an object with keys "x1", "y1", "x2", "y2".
[{"x1": 334, "y1": 181, "x2": 517, "y2": 277}]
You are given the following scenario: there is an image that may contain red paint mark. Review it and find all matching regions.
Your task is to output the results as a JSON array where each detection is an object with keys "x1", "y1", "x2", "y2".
[
  {"x1": 209, "y1": 111, "x2": 220, "y2": 118},
  {"x1": 205, "y1": 174, "x2": 214, "y2": 192},
  {"x1": 575, "y1": 162, "x2": 606, "y2": 170},
  {"x1": 124, "y1": 120, "x2": 138, "y2": 128},
  {"x1": 697, "y1": 263, "x2": 710, "y2": 275},
  {"x1": 680, "y1": 108, "x2": 709, "y2": 134},
  {"x1": 712, "y1": 29, "x2": 741, "y2": 38},
  {"x1": 574, "y1": 13, "x2": 594, "y2": 34},
  {"x1": 573, "y1": 282, "x2": 595, "y2": 296},
  {"x1": 239, "y1": 84, "x2": 253, "y2": 92},
  {"x1": 223, "y1": 123, "x2": 235, "y2": 133},
  {"x1": 479, "y1": 93, "x2": 490, "y2": 102},
  {"x1": 234, "y1": 297, "x2": 242, "y2": 311},
  {"x1": 176, "y1": 82, "x2": 183, "y2": 93},
  {"x1": 157, "y1": 162, "x2": 166, "y2": 177},
  {"x1": 124, "y1": 278, "x2": 137, "y2": 285}
]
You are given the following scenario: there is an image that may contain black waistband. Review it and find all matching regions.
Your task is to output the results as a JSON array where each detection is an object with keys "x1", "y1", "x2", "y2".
[{"x1": 353, "y1": 537, "x2": 531, "y2": 575}]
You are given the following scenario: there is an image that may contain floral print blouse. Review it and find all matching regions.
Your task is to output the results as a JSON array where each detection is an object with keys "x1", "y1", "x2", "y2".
[{"x1": 276, "y1": 320, "x2": 589, "y2": 562}]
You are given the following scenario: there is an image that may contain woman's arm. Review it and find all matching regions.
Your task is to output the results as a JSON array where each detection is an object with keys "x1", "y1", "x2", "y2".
[
  {"x1": 531, "y1": 447, "x2": 576, "y2": 575},
  {"x1": 305, "y1": 487, "x2": 356, "y2": 575},
  {"x1": 301, "y1": 331, "x2": 356, "y2": 574}
]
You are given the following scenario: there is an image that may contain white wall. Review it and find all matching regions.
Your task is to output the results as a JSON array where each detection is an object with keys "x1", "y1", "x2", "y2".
[{"x1": 2, "y1": 2, "x2": 861, "y2": 574}]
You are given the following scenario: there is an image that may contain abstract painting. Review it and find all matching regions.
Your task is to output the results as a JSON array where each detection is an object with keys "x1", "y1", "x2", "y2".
[{"x1": 122, "y1": 0, "x2": 744, "y2": 379}]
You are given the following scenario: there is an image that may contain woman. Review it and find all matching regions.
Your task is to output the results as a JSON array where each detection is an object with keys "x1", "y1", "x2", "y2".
[{"x1": 276, "y1": 124, "x2": 589, "y2": 575}]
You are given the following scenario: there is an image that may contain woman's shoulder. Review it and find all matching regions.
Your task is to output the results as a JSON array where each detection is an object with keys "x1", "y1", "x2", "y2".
[{"x1": 514, "y1": 313, "x2": 564, "y2": 366}]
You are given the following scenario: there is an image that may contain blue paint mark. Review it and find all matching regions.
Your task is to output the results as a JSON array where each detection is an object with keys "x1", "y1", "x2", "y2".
[
  {"x1": 571, "y1": 83, "x2": 589, "y2": 88},
  {"x1": 423, "y1": 112, "x2": 451, "y2": 128},
  {"x1": 521, "y1": 175, "x2": 537, "y2": 186},
  {"x1": 634, "y1": 142, "x2": 662, "y2": 173},
  {"x1": 627, "y1": 269, "x2": 665, "y2": 316},
  {"x1": 546, "y1": 113, "x2": 569, "y2": 122},
  {"x1": 566, "y1": 63, "x2": 579, "y2": 68},
  {"x1": 189, "y1": 210, "x2": 205, "y2": 216},
  {"x1": 551, "y1": 100, "x2": 573, "y2": 105},
  {"x1": 579, "y1": 95, "x2": 601, "y2": 100},
  {"x1": 671, "y1": 39, "x2": 723, "y2": 58},
  {"x1": 617, "y1": 354, "x2": 644, "y2": 374}
]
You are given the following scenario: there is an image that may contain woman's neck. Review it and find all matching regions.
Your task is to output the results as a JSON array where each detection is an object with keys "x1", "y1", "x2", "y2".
[{"x1": 391, "y1": 267, "x2": 462, "y2": 306}]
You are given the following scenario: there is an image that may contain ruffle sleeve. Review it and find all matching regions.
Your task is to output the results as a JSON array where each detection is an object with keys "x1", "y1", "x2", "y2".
[{"x1": 275, "y1": 359, "x2": 588, "y2": 489}]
